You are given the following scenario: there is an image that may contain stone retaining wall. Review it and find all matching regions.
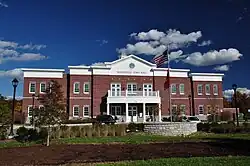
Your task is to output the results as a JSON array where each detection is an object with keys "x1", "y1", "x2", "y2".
[{"x1": 144, "y1": 122, "x2": 197, "y2": 136}]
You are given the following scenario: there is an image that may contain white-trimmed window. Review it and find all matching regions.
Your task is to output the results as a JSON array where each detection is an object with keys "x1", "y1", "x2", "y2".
[
  {"x1": 40, "y1": 82, "x2": 46, "y2": 93},
  {"x1": 111, "y1": 106, "x2": 122, "y2": 116},
  {"x1": 171, "y1": 84, "x2": 176, "y2": 94},
  {"x1": 73, "y1": 82, "x2": 80, "y2": 94},
  {"x1": 83, "y1": 82, "x2": 90, "y2": 94},
  {"x1": 83, "y1": 105, "x2": 90, "y2": 117},
  {"x1": 29, "y1": 82, "x2": 36, "y2": 94},
  {"x1": 27, "y1": 105, "x2": 33, "y2": 117},
  {"x1": 198, "y1": 105, "x2": 204, "y2": 115},
  {"x1": 146, "y1": 106, "x2": 153, "y2": 116},
  {"x1": 73, "y1": 105, "x2": 79, "y2": 117},
  {"x1": 180, "y1": 104, "x2": 186, "y2": 115},
  {"x1": 197, "y1": 84, "x2": 203, "y2": 95},
  {"x1": 127, "y1": 83, "x2": 137, "y2": 95},
  {"x1": 205, "y1": 84, "x2": 210, "y2": 95},
  {"x1": 179, "y1": 84, "x2": 185, "y2": 95},
  {"x1": 213, "y1": 84, "x2": 218, "y2": 95}
]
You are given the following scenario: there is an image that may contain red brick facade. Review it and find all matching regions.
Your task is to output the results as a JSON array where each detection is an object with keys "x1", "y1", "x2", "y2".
[{"x1": 22, "y1": 55, "x2": 224, "y2": 123}]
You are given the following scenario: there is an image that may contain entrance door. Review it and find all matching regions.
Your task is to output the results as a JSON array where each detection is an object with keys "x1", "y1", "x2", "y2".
[
  {"x1": 128, "y1": 106, "x2": 137, "y2": 122},
  {"x1": 143, "y1": 84, "x2": 153, "y2": 96},
  {"x1": 111, "y1": 83, "x2": 121, "y2": 96}
]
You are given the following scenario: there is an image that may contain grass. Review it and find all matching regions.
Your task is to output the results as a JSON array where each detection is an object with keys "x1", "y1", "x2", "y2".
[
  {"x1": 96, "y1": 156, "x2": 250, "y2": 166},
  {"x1": 1, "y1": 132, "x2": 250, "y2": 148}
]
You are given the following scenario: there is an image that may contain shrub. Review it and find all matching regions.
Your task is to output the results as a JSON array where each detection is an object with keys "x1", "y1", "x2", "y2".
[
  {"x1": 39, "y1": 127, "x2": 48, "y2": 139},
  {"x1": 127, "y1": 123, "x2": 144, "y2": 132},
  {"x1": 100, "y1": 124, "x2": 108, "y2": 137},
  {"x1": 0, "y1": 126, "x2": 8, "y2": 140},
  {"x1": 70, "y1": 126, "x2": 81, "y2": 138},
  {"x1": 60, "y1": 126, "x2": 70, "y2": 138},
  {"x1": 16, "y1": 126, "x2": 29, "y2": 141},
  {"x1": 197, "y1": 123, "x2": 210, "y2": 132},
  {"x1": 28, "y1": 128, "x2": 39, "y2": 141},
  {"x1": 63, "y1": 119, "x2": 93, "y2": 124}
]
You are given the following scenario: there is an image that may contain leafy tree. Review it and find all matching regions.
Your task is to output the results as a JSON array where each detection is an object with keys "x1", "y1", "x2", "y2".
[
  {"x1": 0, "y1": 103, "x2": 11, "y2": 139},
  {"x1": 232, "y1": 92, "x2": 250, "y2": 115},
  {"x1": 33, "y1": 80, "x2": 67, "y2": 146},
  {"x1": 223, "y1": 97, "x2": 232, "y2": 108}
]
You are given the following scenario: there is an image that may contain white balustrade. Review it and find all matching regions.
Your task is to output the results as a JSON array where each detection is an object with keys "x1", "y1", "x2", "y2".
[{"x1": 108, "y1": 90, "x2": 160, "y2": 97}]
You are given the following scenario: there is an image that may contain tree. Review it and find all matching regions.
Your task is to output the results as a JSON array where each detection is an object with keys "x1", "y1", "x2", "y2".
[
  {"x1": 232, "y1": 92, "x2": 250, "y2": 115},
  {"x1": 0, "y1": 103, "x2": 11, "y2": 139},
  {"x1": 33, "y1": 80, "x2": 67, "y2": 146}
]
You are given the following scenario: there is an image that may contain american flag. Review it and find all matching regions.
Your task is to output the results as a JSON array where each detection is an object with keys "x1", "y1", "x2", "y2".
[{"x1": 153, "y1": 49, "x2": 169, "y2": 67}]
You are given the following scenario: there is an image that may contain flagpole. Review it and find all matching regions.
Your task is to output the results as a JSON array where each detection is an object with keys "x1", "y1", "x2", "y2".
[{"x1": 167, "y1": 45, "x2": 172, "y2": 122}]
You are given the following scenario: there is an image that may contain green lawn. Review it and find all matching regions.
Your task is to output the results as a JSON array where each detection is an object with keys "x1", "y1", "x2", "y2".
[
  {"x1": 1, "y1": 132, "x2": 250, "y2": 148},
  {"x1": 97, "y1": 156, "x2": 250, "y2": 166}
]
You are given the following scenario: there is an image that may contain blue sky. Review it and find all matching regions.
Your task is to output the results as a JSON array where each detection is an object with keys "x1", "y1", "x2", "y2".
[{"x1": 0, "y1": 0, "x2": 250, "y2": 98}]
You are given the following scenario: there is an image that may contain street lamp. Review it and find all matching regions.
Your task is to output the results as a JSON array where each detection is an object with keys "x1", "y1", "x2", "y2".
[
  {"x1": 9, "y1": 78, "x2": 19, "y2": 137},
  {"x1": 232, "y1": 84, "x2": 239, "y2": 127},
  {"x1": 188, "y1": 95, "x2": 192, "y2": 116},
  {"x1": 32, "y1": 94, "x2": 35, "y2": 128}
]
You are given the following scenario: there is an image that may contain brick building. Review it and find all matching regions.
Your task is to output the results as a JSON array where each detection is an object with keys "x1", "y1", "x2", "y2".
[{"x1": 22, "y1": 55, "x2": 224, "y2": 123}]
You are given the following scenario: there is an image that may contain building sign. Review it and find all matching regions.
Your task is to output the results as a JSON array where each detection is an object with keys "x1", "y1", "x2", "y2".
[{"x1": 116, "y1": 71, "x2": 148, "y2": 74}]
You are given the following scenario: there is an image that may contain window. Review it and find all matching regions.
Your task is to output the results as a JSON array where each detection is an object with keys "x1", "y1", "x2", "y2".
[
  {"x1": 83, "y1": 82, "x2": 90, "y2": 94},
  {"x1": 172, "y1": 105, "x2": 178, "y2": 115},
  {"x1": 111, "y1": 83, "x2": 121, "y2": 96},
  {"x1": 205, "y1": 84, "x2": 210, "y2": 95},
  {"x1": 213, "y1": 84, "x2": 218, "y2": 95},
  {"x1": 111, "y1": 106, "x2": 122, "y2": 116},
  {"x1": 198, "y1": 105, "x2": 204, "y2": 115},
  {"x1": 73, "y1": 82, "x2": 80, "y2": 94},
  {"x1": 27, "y1": 106, "x2": 33, "y2": 117},
  {"x1": 180, "y1": 105, "x2": 186, "y2": 115},
  {"x1": 197, "y1": 84, "x2": 203, "y2": 95},
  {"x1": 127, "y1": 83, "x2": 137, "y2": 95},
  {"x1": 83, "y1": 105, "x2": 90, "y2": 117},
  {"x1": 73, "y1": 105, "x2": 79, "y2": 117},
  {"x1": 146, "y1": 106, "x2": 153, "y2": 116},
  {"x1": 29, "y1": 82, "x2": 36, "y2": 93},
  {"x1": 207, "y1": 105, "x2": 212, "y2": 114},
  {"x1": 40, "y1": 82, "x2": 46, "y2": 93},
  {"x1": 171, "y1": 84, "x2": 176, "y2": 94},
  {"x1": 179, "y1": 84, "x2": 185, "y2": 95}
]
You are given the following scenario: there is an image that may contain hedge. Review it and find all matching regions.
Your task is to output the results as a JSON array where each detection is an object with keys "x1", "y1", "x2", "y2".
[{"x1": 197, "y1": 122, "x2": 250, "y2": 134}]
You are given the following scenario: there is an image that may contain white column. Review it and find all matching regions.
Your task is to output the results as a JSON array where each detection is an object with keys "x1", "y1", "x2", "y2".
[
  {"x1": 143, "y1": 103, "x2": 146, "y2": 122},
  {"x1": 158, "y1": 103, "x2": 162, "y2": 122},
  {"x1": 125, "y1": 103, "x2": 129, "y2": 123},
  {"x1": 107, "y1": 103, "x2": 110, "y2": 115}
]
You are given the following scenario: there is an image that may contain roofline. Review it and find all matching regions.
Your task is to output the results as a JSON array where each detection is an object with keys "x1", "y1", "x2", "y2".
[
  {"x1": 153, "y1": 68, "x2": 190, "y2": 72},
  {"x1": 189, "y1": 73, "x2": 224, "y2": 76},
  {"x1": 68, "y1": 66, "x2": 111, "y2": 69},
  {"x1": 21, "y1": 68, "x2": 65, "y2": 72},
  {"x1": 108, "y1": 54, "x2": 157, "y2": 67}
]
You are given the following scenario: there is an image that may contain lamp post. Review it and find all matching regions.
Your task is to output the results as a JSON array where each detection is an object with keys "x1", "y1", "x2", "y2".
[
  {"x1": 232, "y1": 84, "x2": 239, "y2": 127},
  {"x1": 188, "y1": 95, "x2": 192, "y2": 116},
  {"x1": 32, "y1": 94, "x2": 35, "y2": 128},
  {"x1": 9, "y1": 78, "x2": 19, "y2": 137}
]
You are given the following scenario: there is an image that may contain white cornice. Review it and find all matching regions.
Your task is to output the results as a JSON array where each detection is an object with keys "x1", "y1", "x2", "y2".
[{"x1": 21, "y1": 68, "x2": 65, "y2": 72}]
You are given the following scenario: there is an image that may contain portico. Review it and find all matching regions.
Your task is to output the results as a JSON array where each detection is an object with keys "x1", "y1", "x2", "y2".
[{"x1": 107, "y1": 90, "x2": 161, "y2": 123}]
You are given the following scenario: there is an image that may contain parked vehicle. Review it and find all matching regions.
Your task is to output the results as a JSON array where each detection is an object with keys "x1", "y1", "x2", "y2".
[
  {"x1": 95, "y1": 115, "x2": 116, "y2": 124},
  {"x1": 186, "y1": 116, "x2": 201, "y2": 123}
]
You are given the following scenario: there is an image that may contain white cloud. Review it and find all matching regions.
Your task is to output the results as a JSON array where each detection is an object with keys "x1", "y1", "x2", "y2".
[
  {"x1": 224, "y1": 88, "x2": 250, "y2": 99},
  {"x1": 96, "y1": 39, "x2": 108, "y2": 46},
  {"x1": 0, "y1": 40, "x2": 18, "y2": 48},
  {"x1": 213, "y1": 65, "x2": 230, "y2": 71},
  {"x1": 0, "y1": 40, "x2": 47, "y2": 64},
  {"x1": 0, "y1": 68, "x2": 23, "y2": 81},
  {"x1": 135, "y1": 29, "x2": 166, "y2": 41},
  {"x1": 198, "y1": 40, "x2": 212, "y2": 46},
  {"x1": 118, "y1": 42, "x2": 166, "y2": 56},
  {"x1": 0, "y1": 1, "x2": 8, "y2": 8},
  {"x1": 91, "y1": 62, "x2": 106, "y2": 66},
  {"x1": 18, "y1": 43, "x2": 47, "y2": 50},
  {"x1": 117, "y1": 29, "x2": 202, "y2": 56},
  {"x1": 182, "y1": 48, "x2": 242, "y2": 66}
]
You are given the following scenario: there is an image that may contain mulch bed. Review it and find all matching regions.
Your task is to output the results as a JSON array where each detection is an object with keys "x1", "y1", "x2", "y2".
[{"x1": 0, "y1": 139, "x2": 250, "y2": 166}]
